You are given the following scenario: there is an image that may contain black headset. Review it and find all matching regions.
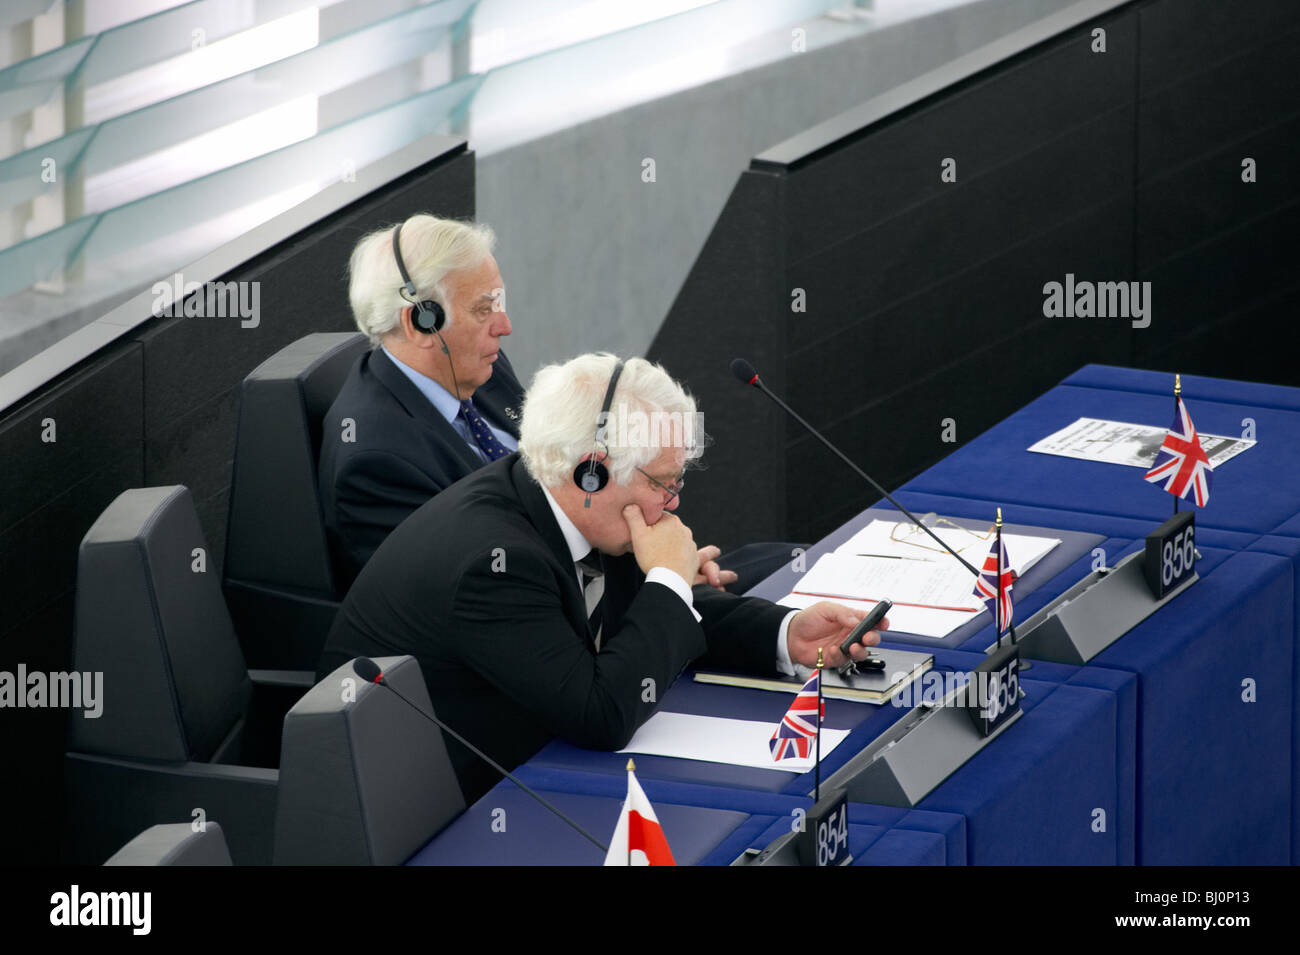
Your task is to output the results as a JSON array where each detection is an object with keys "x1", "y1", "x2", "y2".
[
  {"x1": 392, "y1": 221, "x2": 446, "y2": 334},
  {"x1": 574, "y1": 359, "x2": 625, "y2": 507}
]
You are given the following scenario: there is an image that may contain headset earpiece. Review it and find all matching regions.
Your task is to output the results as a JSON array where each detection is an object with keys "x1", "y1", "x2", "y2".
[
  {"x1": 574, "y1": 455, "x2": 610, "y2": 495},
  {"x1": 409, "y1": 298, "x2": 446, "y2": 334}
]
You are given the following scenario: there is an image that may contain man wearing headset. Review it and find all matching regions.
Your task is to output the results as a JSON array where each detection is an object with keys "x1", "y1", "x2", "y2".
[
  {"x1": 319, "y1": 215, "x2": 521, "y2": 589},
  {"x1": 320, "y1": 214, "x2": 790, "y2": 592},
  {"x1": 318, "y1": 353, "x2": 887, "y2": 804}
]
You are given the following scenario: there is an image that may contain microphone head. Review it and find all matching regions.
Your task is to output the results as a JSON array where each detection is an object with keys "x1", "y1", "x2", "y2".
[
  {"x1": 730, "y1": 358, "x2": 759, "y2": 386},
  {"x1": 352, "y1": 657, "x2": 383, "y2": 684}
]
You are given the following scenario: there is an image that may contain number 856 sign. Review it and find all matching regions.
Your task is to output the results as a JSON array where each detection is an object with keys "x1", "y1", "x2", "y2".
[{"x1": 1144, "y1": 511, "x2": 1196, "y2": 600}]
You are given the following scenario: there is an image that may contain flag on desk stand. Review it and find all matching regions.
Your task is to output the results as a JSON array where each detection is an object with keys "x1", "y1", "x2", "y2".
[
  {"x1": 1144, "y1": 374, "x2": 1213, "y2": 510},
  {"x1": 973, "y1": 508, "x2": 1016, "y2": 640},
  {"x1": 604, "y1": 760, "x2": 675, "y2": 866},
  {"x1": 770, "y1": 654, "x2": 827, "y2": 801}
]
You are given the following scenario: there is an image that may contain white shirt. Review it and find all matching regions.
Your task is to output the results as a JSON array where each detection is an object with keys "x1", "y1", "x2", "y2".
[{"x1": 538, "y1": 485, "x2": 797, "y2": 674}]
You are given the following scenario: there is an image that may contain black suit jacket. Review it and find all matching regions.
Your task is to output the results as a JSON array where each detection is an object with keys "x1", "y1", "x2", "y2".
[
  {"x1": 318, "y1": 346, "x2": 525, "y2": 589},
  {"x1": 318, "y1": 454, "x2": 791, "y2": 805}
]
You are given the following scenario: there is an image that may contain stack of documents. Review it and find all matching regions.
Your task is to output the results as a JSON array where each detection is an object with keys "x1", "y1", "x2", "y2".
[{"x1": 777, "y1": 519, "x2": 1060, "y2": 639}]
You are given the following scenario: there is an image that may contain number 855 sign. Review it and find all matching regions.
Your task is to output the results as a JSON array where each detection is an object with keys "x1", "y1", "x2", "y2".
[{"x1": 969, "y1": 646, "x2": 1021, "y2": 737}]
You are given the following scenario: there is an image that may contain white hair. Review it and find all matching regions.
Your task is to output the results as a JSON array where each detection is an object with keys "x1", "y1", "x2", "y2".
[
  {"x1": 347, "y1": 214, "x2": 496, "y2": 346},
  {"x1": 520, "y1": 353, "x2": 707, "y2": 488}
]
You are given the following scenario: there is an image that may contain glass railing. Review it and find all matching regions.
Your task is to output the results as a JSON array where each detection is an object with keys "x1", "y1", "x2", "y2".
[
  {"x1": 0, "y1": 73, "x2": 480, "y2": 300},
  {"x1": 0, "y1": 0, "x2": 473, "y2": 213},
  {"x1": 0, "y1": 0, "x2": 347, "y2": 126}
]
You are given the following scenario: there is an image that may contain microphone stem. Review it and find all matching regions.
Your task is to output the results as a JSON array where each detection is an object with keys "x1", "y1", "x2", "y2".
[
  {"x1": 378, "y1": 678, "x2": 609, "y2": 854},
  {"x1": 753, "y1": 380, "x2": 981, "y2": 579}
]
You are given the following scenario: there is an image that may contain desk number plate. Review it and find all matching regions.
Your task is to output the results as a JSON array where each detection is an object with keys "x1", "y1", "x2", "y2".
[
  {"x1": 969, "y1": 644, "x2": 1021, "y2": 737},
  {"x1": 1144, "y1": 510, "x2": 1195, "y2": 600},
  {"x1": 796, "y1": 789, "x2": 852, "y2": 867}
]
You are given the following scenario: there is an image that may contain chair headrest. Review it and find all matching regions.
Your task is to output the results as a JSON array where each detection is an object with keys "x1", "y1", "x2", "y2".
[
  {"x1": 274, "y1": 655, "x2": 466, "y2": 865},
  {"x1": 225, "y1": 332, "x2": 366, "y2": 595},
  {"x1": 71, "y1": 486, "x2": 250, "y2": 762}
]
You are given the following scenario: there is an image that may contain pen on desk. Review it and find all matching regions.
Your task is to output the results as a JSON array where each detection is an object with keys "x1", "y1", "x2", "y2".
[{"x1": 854, "y1": 553, "x2": 928, "y2": 561}]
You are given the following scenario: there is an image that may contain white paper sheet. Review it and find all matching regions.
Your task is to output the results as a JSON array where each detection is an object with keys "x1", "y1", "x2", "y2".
[
  {"x1": 1028, "y1": 417, "x2": 1253, "y2": 468},
  {"x1": 616, "y1": 711, "x2": 849, "y2": 773},
  {"x1": 791, "y1": 552, "x2": 984, "y2": 611},
  {"x1": 832, "y1": 519, "x2": 1058, "y2": 578}
]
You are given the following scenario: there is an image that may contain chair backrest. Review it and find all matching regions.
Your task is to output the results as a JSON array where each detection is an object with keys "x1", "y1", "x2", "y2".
[
  {"x1": 273, "y1": 655, "x2": 467, "y2": 865},
  {"x1": 224, "y1": 332, "x2": 366, "y2": 597},
  {"x1": 104, "y1": 822, "x2": 233, "y2": 866},
  {"x1": 71, "y1": 486, "x2": 251, "y2": 763}
]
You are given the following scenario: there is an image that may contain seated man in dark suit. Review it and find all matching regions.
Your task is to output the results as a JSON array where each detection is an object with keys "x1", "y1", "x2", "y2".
[
  {"x1": 318, "y1": 353, "x2": 886, "y2": 805},
  {"x1": 319, "y1": 214, "x2": 748, "y2": 592},
  {"x1": 319, "y1": 215, "x2": 523, "y2": 589}
]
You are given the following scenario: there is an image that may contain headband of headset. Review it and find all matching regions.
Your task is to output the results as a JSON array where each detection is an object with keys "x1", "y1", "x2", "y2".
[
  {"x1": 392, "y1": 221, "x2": 446, "y2": 334},
  {"x1": 575, "y1": 359, "x2": 626, "y2": 500}
]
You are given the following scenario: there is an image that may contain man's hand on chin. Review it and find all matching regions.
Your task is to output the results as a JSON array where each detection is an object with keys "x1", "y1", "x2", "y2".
[{"x1": 786, "y1": 601, "x2": 888, "y2": 668}]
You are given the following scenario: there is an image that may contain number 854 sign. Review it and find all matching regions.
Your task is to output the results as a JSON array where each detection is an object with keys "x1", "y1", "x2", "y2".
[{"x1": 795, "y1": 790, "x2": 852, "y2": 866}]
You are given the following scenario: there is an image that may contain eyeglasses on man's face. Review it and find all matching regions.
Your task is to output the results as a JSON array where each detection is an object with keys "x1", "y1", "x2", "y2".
[{"x1": 635, "y1": 466, "x2": 685, "y2": 504}]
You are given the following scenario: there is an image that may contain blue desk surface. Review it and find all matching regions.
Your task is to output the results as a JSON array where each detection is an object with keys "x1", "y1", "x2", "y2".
[
  {"x1": 1240, "y1": 534, "x2": 1300, "y2": 864},
  {"x1": 407, "y1": 784, "x2": 748, "y2": 866},
  {"x1": 1064, "y1": 364, "x2": 1300, "y2": 414},
  {"x1": 410, "y1": 764, "x2": 968, "y2": 866},
  {"x1": 902, "y1": 377, "x2": 1300, "y2": 536}
]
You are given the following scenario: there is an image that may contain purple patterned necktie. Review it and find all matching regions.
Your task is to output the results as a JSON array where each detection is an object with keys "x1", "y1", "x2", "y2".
[{"x1": 459, "y1": 399, "x2": 511, "y2": 462}]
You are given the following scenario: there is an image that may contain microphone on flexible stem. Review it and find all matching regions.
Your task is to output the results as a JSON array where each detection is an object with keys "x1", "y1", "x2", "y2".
[
  {"x1": 729, "y1": 358, "x2": 981, "y2": 580},
  {"x1": 352, "y1": 657, "x2": 608, "y2": 853},
  {"x1": 730, "y1": 360, "x2": 1024, "y2": 683}
]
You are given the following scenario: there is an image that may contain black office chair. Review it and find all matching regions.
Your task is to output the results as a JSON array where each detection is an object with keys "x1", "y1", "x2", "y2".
[
  {"x1": 104, "y1": 823, "x2": 233, "y2": 866},
  {"x1": 223, "y1": 332, "x2": 367, "y2": 669},
  {"x1": 65, "y1": 485, "x2": 311, "y2": 865},
  {"x1": 274, "y1": 655, "x2": 466, "y2": 865}
]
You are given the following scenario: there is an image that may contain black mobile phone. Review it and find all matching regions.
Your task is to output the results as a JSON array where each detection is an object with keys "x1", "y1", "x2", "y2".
[{"x1": 838, "y1": 599, "x2": 892, "y2": 659}]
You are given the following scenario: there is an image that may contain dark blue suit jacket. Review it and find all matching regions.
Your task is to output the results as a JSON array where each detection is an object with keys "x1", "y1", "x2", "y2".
[{"x1": 319, "y1": 346, "x2": 525, "y2": 589}]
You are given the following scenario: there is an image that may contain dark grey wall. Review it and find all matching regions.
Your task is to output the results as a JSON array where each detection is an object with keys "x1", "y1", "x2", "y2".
[
  {"x1": 0, "y1": 147, "x2": 475, "y2": 864},
  {"x1": 1132, "y1": 0, "x2": 1300, "y2": 380},
  {"x1": 649, "y1": 0, "x2": 1298, "y2": 550}
]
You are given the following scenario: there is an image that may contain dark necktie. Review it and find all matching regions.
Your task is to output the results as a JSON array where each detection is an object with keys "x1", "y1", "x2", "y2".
[
  {"x1": 578, "y1": 552, "x2": 605, "y2": 647},
  {"x1": 459, "y1": 399, "x2": 511, "y2": 462}
]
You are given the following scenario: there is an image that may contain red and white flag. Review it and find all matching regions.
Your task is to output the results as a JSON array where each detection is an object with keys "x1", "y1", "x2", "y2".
[{"x1": 604, "y1": 761, "x2": 675, "y2": 866}]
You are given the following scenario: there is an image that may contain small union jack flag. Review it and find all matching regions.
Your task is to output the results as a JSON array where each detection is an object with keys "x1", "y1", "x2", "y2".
[
  {"x1": 973, "y1": 535, "x2": 1015, "y2": 634},
  {"x1": 1144, "y1": 397, "x2": 1213, "y2": 507},
  {"x1": 770, "y1": 671, "x2": 823, "y2": 761}
]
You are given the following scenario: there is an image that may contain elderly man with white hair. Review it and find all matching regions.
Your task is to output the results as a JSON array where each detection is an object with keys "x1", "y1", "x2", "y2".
[
  {"x1": 319, "y1": 213, "x2": 756, "y2": 593},
  {"x1": 319, "y1": 214, "x2": 523, "y2": 588},
  {"x1": 318, "y1": 353, "x2": 887, "y2": 805}
]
